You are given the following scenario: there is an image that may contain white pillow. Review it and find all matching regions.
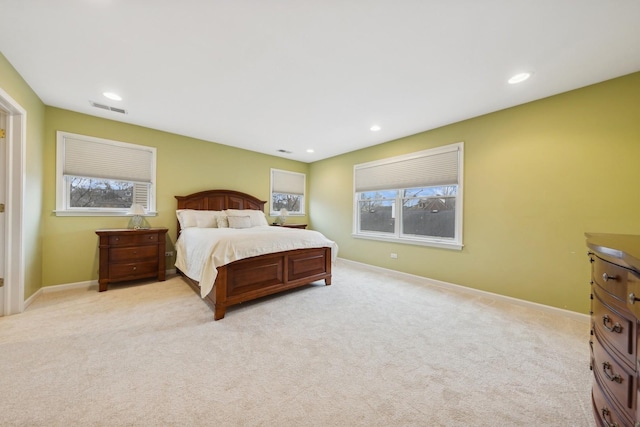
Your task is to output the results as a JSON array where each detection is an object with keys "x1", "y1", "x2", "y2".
[
  {"x1": 177, "y1": 210, "x2": 226, "y2": 229},
  {"x1": 225, "y1": 209, "x2": 269, "y2": 227},
  {"x1": 228, "y1": 215, "x2": 252, "y2": 229},
  {"x1": 195, "y1": 211, "x2": 225, "y2": 228},
  {"x1": 176, "y1": 209, "x2": 198, "y2": 229}
]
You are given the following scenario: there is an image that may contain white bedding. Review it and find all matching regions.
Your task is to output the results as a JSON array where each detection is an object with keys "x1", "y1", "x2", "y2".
[{"x1": 175, "y1": 226, "x2": 338, "y2": 297}]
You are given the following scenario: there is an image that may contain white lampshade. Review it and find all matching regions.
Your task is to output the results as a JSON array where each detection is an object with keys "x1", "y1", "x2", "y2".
[
  {"x1": 127, "y1": 203, "x2": 148, "y2": 229},
  {"x1": 279, "y1": 208, "x2": 288, "y2": 216},
  {"x1": 128, "y1": 203, "x2": 147, "y2": 216}
]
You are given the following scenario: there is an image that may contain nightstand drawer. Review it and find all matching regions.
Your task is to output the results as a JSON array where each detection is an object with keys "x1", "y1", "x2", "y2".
[
  {"x1": 109, "y1": 261, "x2": 158, "y2": 281},
  {"x1": 110, "y1": 245, "x2": 158, "y2": 263},
  {"x1": 109, "y1": 233, "x2": 159, "y2": 246}
]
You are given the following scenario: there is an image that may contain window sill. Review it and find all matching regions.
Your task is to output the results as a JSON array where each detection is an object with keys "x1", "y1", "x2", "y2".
[
  {"x1": 53, "y1": 210, "x2": 158, "y2": 217},
  {"x1": 352, "y1": 233, "x2": 463, "y2": 250}
]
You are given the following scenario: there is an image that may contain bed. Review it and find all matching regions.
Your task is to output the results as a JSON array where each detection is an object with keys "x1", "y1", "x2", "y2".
[{"x1": 174, "y1": 189, "x2": 336, "y2": 320}]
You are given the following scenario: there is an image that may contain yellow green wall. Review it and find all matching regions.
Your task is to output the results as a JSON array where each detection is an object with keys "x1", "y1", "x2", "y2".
[
  {"x1": 42, "y1": 107, "x2": 309, "y2": 287},
  {"x1": 0, "y1": 51, "x2": 46, "y2": 298},
  {"x1": 310, "y1": 72, "x2": 640, "y2": 314},
  {"x1": 4, "y1": 44, "x2": 639, "y2": 314}
]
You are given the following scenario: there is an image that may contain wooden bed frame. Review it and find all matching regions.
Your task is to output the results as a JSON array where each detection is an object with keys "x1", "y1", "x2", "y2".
[{"x1": 175, "y1": 189, "x2": 332, "y2": 320}]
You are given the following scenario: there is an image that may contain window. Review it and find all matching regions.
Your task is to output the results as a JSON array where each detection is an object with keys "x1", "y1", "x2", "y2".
[
  {"x1": 353, "y1": 142, "x2": 463, "y2": 249},
  {"x1": 270, "y1": 169, "x2": 305, "y2": 215},
  {"x1": 55, "y1": 131, "x2": 156, "y2": 216}
]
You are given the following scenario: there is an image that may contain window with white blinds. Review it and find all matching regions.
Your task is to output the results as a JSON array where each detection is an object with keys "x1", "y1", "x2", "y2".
[
  {"x1": 353, "y1": 142, "x2": 463, "y2": 250},
  {"x1": 55, "y1": 131, "x2": 157, "y2": 216},
  {"x1": 355, "y1": 148, "x2": 459, "y2": 192},
  {"x1": 270, "y1": 169, "x2": 306, "y2": 215}
]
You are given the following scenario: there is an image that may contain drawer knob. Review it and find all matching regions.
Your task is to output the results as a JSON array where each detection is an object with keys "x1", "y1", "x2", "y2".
[
  {"x1": 132, "y1": 266, "x2": 137, "y2": 270},
  {"x1": 629, "y1": 293, "x2": 640, "y2": 305},
  {"x1": 602, "y1": 315, "x2": 622, "y2": 333},
  {"x1": 602, "y1": 361, "x2": 623, "y2": 383},
  {"x1": 603, "y1": 272, "x2": 618, "y2": 282}
]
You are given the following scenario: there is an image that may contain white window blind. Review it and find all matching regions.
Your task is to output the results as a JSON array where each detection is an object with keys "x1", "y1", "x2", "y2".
[
  {"x1": 63, "y1": 136, "x2": 154, "y2": 183},
  {"x1": 55, "y1": 131, "x2": 157, "y2": 216},
  {"x1": 355, "y1": 145, "x2": 460, "y2": 192},
  {"x1": 272, "y1": 169, "x2": 305, "y2": 195}
]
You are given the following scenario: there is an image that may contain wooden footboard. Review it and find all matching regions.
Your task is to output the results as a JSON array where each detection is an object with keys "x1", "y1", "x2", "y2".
[{"x1": 180, "y1": 247, "x2": 332, "y2": 320}]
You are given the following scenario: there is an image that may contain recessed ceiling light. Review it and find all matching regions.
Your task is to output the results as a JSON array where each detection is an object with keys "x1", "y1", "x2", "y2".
[
  {"x1": 306, "y1": 149, "x2": 315, "y2": 153},
  {"x1": 508, "y1": 73, "x2": 531, "y2": 84},
  {"x1": 370, "y1": 125, "x2": 381, "y2": 132},
  {"x1": 103, "y1": 92, "x2": 122, "y2": 101}
]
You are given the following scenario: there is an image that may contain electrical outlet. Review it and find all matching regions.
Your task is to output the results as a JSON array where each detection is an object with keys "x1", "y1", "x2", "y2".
[
  {"x1": 165, "y1": 251, "x2": 174, "y2": 257},
  {"x1": 390, "y1": 253, "x2": 398, "y2": 259}
]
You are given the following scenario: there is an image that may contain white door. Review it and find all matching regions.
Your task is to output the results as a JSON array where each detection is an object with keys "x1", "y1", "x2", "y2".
[
  {"x1": 0, "y1": 87, "x2": 25, "y2": 316},
  {"x1": 0, "y1": 110, "x2": 6, "y2": 316}
]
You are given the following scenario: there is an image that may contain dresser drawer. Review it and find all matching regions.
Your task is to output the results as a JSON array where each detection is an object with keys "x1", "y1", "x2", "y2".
[
  {"x1": 625, "y1": 270, "x2": 640, "y2": 319},
  {"x1": 592, "y1": 287, "x2": 636, "y2": 368},
  {"x1": 109, "y1": 233, "x2": 159, "y2": 246},
  {"x1": 109, "y1": 261, "x2": 159, "y2": 281},
  {"x1": 592, "y1": 333, "x2": 636, "y2": 419},
  {"x1": 109, "y1": 245, "x2": 158, "y2": 263},
  {"x1": 592, "y1": 377, "x2": 633, "y2": 427},
  {"x1": 593, "y1": 256, "x2": 630, "y2": 303}
]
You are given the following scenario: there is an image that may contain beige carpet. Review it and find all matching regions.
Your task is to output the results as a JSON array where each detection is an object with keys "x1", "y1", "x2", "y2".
[{"x1": 0, "y1": 261, "x2": 594, "y2": 426}]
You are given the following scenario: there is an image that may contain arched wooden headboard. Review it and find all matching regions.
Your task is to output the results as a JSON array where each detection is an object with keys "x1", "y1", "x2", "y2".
[{"x1": 174, "y1": 189, "x2": 267, "y2": 236}]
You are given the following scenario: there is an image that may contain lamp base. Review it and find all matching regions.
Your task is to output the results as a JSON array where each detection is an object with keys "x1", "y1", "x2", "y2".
[{"x1": 128, "y1": 215, "x2": 150, "y2": 230}]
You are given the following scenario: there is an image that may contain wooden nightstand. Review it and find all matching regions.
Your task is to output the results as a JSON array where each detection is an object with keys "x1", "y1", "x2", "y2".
[
  {"x1": 95, "y1": 228, "x2": 168, "y2": 292},
  {"x1": 271, "y1": 223, "x2": 307, "y2": 229}
]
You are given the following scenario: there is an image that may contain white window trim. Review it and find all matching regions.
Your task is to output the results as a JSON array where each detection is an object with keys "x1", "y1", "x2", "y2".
[
  {"x1": 352, "y1": 142, "x2": 464, "y2": 250},
  {"x1": 54, "y1": 131, "x2": 157, "y2": 217},
  {"x1": 270, "y1": 168, "x2": 306, "y2": 216}
]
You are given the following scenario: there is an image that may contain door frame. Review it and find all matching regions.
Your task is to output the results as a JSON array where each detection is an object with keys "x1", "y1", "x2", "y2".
[{"x1": 0, "y1": 87, "x2": 26, "y2": 316}]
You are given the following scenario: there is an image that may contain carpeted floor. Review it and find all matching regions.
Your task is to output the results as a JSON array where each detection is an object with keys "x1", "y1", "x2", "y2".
[{"x1": 0, "y1": 260, "x2": 594, "y2": 426}]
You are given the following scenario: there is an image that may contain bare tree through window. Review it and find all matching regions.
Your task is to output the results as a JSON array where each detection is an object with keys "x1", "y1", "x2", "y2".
[{"x1": 69, "y1": 177, "x2": 133, "y2": 208}]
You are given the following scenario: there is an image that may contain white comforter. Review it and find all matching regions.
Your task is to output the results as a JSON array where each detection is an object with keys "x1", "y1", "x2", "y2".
[{"x1": 175, "y1": 226, "x2": 338, "y2": 297}]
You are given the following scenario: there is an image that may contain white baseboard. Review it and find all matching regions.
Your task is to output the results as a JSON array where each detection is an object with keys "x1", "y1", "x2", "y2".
[
  {"x1": 24, "y1": 269, "x2": 178, "y2": 310},
  {"x1": 337, "y1": 258, "x2": 589, "y2": 323}
]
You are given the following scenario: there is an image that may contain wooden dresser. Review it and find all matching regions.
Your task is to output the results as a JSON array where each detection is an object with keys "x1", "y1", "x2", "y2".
[
  {"x1": 587, "y1": 233, "x2": 640, "y2": 427},
  {"x1": 96, "y1": 228, "x2": 168, "y2": 292}
]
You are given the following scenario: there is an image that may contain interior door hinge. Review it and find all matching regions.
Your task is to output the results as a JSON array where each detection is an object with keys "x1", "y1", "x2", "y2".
[
  {"x1": 0, "y1": 128, "x2": 5, "y2": 138},
  {"x1": 0, "y1": 278, "x2": 4, "y2": 287},
  {"x1": 0, "y1": 204, "x2": 4, "y2": 213}
]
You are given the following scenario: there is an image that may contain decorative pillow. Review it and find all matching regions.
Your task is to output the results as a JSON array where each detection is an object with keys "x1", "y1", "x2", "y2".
[
  {"x1": 227, "y1": 215, "x2": 252, "y2": 229},
  {"x1": 225, "y1": 209, "x2": 269, "y2": 227},
  {"x1": 216, "y1": 216, "x2": 229, "y2": 228}
]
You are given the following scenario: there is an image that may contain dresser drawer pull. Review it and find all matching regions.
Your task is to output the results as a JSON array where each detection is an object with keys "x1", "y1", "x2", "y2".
[
  {"x1": 603, "y1": 272, "x2": 618, "y2": 282},
  {"x1": 601, "y1": 407, "x2": 618, "y2": 427},
  {"x1": 602, "y1": 361, "x2": 623, "y2": 383},
  {"x1": 602, "y1": 315, "x2": 623, "y2": 333},
  {"x1": 630, "y1": 293, "x2": 640, "y2": 305}
]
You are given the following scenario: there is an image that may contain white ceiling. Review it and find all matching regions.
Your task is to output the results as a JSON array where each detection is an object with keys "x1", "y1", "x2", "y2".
[{"x1": 1, "y1": 1, "x2": 639, "y2": 162}]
